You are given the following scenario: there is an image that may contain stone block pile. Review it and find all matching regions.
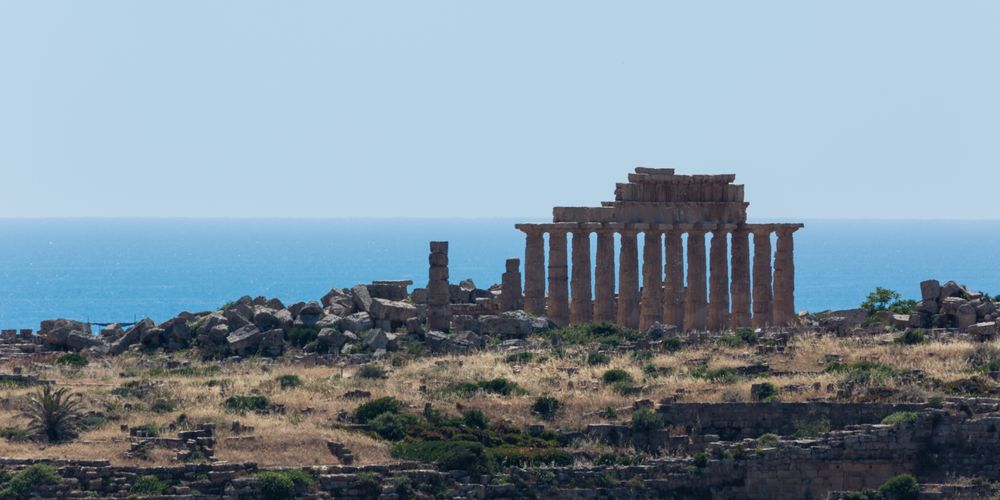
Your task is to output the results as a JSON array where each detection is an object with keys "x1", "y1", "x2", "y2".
[{"x1": 909, "y1": 279, "x2": 998, "y2": 333}]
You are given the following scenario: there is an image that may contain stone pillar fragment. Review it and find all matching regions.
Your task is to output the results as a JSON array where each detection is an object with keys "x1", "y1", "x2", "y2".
[
  {"x1": 772, "y1": 226, "x2": 798, "y2": 326},
  {"x1": 708, "y1": 228, "x2": 731, "y2": 331},
  {"x1": 593, "y1": 228, "x2": 616, "y2": 323},
  {"x1": 499, "y1": 258, "x2": 523, "y2": 312},
  {"x1": 729, "y1": 227, "x2": 752, "y2": 328},
  {"x1": 752, "y1": 227, "x2": 773, "y2": 328},
  {"x1": 662, "y1": 229, "x2": 685, "y2": 328},
  {"x1": 640, "y1": 228, "x2": 663, "y2": 331},
  {"x1": 616, "y1": 228, "x2": 640, "y2": 329},
  {"x1": 547, "y1": 230, "x2": 570, "y2": 326},
  {"x1": 570, "y1": 228, "x2": 593, "y2": 324},
  {"x1": 427, "y1": 241, "x2": 452, "y2": 331},
  {"x1": 519, "y1": 226, "x2": 546, "y2": 316},
  {"x1": 684, "y1": 230, "x2": 708, "y2": 331}
]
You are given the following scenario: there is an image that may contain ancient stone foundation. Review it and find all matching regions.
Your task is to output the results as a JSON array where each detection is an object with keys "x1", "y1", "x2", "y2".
[{"x1": 516, "y1": 168, "x2": 802, "y2": 331}]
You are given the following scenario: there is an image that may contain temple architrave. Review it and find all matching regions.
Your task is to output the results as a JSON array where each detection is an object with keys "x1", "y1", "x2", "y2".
[{"x1": 515, "y1": 167, "x2": 803, "y2": 331}]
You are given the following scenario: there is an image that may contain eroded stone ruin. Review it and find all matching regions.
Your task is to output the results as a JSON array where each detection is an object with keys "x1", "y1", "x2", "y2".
[{"x1": 515, "y1": 167, "x2": 803, "y2": 331}]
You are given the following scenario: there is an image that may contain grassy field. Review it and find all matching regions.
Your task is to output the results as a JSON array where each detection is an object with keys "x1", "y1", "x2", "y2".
[{"x1": 0, "y1": 327, "x2": 996, "y2": 467}]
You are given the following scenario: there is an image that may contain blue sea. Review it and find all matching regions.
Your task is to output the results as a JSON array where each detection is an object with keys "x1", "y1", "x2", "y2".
[{"x1": 1, "y1": 219, "x2": 998, "y2": 330}]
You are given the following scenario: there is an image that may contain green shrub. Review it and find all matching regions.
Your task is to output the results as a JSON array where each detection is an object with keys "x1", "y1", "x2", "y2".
[
  {"x1": 587, "y1": 352, "x2": 611, "y2": 366},
  {"x1": 354, "y1": 471, "x2": 380, "y2": 497},
  {"x1": 531, "y1": 396, "x2": 561, "y2": 420},
  {"x1": 824, "y1": 360, "x2": 898, "y2": 386},
  {"x1": 55, "y1": 352, "x2": 88, "y2": 367},
  {"x1": 753, "y1": 382, "x2": 779, "y2": 402},
  {"x1": 223, "y1": 395, "x2": 270, "y2": 413},
  {"x1": 131, "y1": 423, "x2": 160, "y2": 437},
  {"x1": 357, "y1": 364, "x2": 387, "y2": 379},
  {"x1": 390, "y1": 475, "x2": 414, "y2": 497},
  {"x1": 370, "y1": 412, "x2": 418, "y2": 441},
  {"x1": 599, "y1": 405, "x2": 619, "y2": 419},
  {"x1": 895, "y1": 329, "x2": 927, "y2": 345},
  {"x1": 967, "y1": 345, "x2": 1000, "y2": 373},
  {"x1": 22, "y1": 385, "x2": 84, "y2": 442},
  {"x1": 756, "y1": 433, "x2": 780, "y2": 448},
  {"x1": 878, "y1": 473, "x2": 919, "y2": 500},
  {"x1": 881, "y1": 411, "x2": 918, "y2": 425},
  {"x1": 286, "y1": 327, "x2": 319, "y2": 348},
  {"x1": 794, "y1": 418, "x2": 831, "y2": 438},
  {"x1": 391, "y1": 440, "x2": 488, "y2": 472},
  {"x1": 0, "y1": 464, "x2": 60, "y2": 499},
  {"x1": 664, "y1": 336, "x2": 683, "y2": 351},
  {"x1": 463, "y1": 408, "x2": 488, "y2": 429},
  {"x1": 355, "y1": 397, "x2": 405, "y2": 424},
  {"x1": 594, "y1": 452, "x2": 644, "y2": 466},
  {"x1": 505, "y1": 352, "x2": 534, "y2": 364},
  {"x1": 150, "y1": 398, "x2": 176, "y2": 413},
  {"x1": 130, "y1": 475, "x2": 167, "y2": 496},
  {"x1": 276, "y1": 374, "x2": 303, "y2": 389},
  {"x1": 547, "y1": 323, "x2": 643, "y2": 347},
  {"x1": 602, "y1": 369, "x2": 634, "y2": 385},
  {"x1": 0, "y1": 427, "x2": 28, "y2": 439},
  {"x1": 475, "y1": 378, "x2": 525, "y2": 396},
  {"x1": 631, "y1": 408, "x2": 664, "y2": 433},
  {"x1": 691, "y1": 452, "x2": 708, "y2": 468},
  {"x1": 691, "y1": 366, "x2": 739, "y2": 384},
  {"x1": 255, "y1": 470, "x2": 314, "y2": 500}
]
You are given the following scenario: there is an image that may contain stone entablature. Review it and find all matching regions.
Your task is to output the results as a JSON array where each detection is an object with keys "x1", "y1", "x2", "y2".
[{"x1": 515, "y1": 167, "x2": 803, "y2": 331}]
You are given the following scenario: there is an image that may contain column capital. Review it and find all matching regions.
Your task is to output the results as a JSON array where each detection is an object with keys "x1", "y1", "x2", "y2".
[
  {"x1": 750, "y1": 225, "x2": 774, "y2": 236},
  {"x1": 573, "y1": 222, "x2": 602, "y2": 234},
  {"x1": 712, "y1": 224, "x2": 738, "y2": 235},
  {"x1": 515, "y1": 223, "x2": 546, "y2": 235},
  {"x1": 775, "y1": 223, "x2": 804, "y2": 236}
]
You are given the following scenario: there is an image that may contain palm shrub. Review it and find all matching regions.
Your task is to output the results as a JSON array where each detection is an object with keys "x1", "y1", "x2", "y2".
[{"x1": 21, "y1": 385, "x2": 84, "y2": 443}]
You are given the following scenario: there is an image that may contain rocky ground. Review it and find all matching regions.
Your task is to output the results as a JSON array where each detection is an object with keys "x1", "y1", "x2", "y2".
[{"x1": 3, "y1": 278, "x2": 1000, "y2": 498}]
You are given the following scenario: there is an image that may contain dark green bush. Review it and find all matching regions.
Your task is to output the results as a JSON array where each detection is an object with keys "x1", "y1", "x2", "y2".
[
  {"x1": 55, "y1": 352, "x2": 88, "y2": 367},
  {"x1": 255, "y1": 470, "x2": 315, "y2": 500},
  {"x1": 276, "y1": 374, "x2": 303, "y2": 389},
  {"x1": 586, "y1": 352, "x2": 611, "y2": 366},
  {"x1": 594, "y1": 452, "x2": 644, "y2": 466},
  {"x1": 370, "y1": 412, "x2": 419, "y2": 441},
  {"x1": 531, "y1": 396, "x2": 561, "y2": 420},
  {"x1": 150, "y1": 398, "x2": 176, "y2": 413},
  {"x1": 505, "y1": 352, "x2": 534, "y2": 364},
  {"x1": 487, "y1": 446, "x2": 573, "y2": 468},
  {"x1": 391, "y1": 440, "x2": 488, "y2": 472},
  {"x1": 691, "y1": 366, "x2": 739, "y2": 384},
  {"x1": 0, "y1": 427, "x2": 28, "y2": 439},
  {"x1": 692, "y1": 452, "x2": 708, "y2": 468},
  {"x1": 824, "y1": 360, "x2": 898, "y2": 386},
  {"x1": 447, "y1": 378, "x2": 525, "y2": 397},
  {"x1": 601, "y1": 369, "x2": 634, "y2": 385},
  {"x1": 286, "y1": 327, "x2": 319, "y2": 348},
  {"x1": 355, "y1": 397, "x2": 405, "y2": 424},
  {"x1": 548, "y1": 322, "x2": 643, "y2": 347},
  {"x1": 462, "y1": 408, "x2": 488, "y2": 429},
  {"x1": 878, "y1": 474, "x2": 919, "y2": 500},
  {"x1": 223, "y1": 395, "x2": 270, "y2": 413},
  {"x1": 0, "y1": 463, "x2": 60, "y2": 499},
  {"x1": 894, "y1": 330, "x2": 927, "y2": 345},
  {"x1": 131, "y1": 423, "x2": 161, "y2": 437},
  {"x1": 357, "y1": 364, "x2": 387, "y2": 379},
  {"x1": 631, "y1": 408, "x2": 663, "y2": 433},
  {"x1": 130, "y1": 475, "x2": 167, "y2": 496},
  {"x1": 664, "y1": 337, "x2": 683, "y2": 351}
]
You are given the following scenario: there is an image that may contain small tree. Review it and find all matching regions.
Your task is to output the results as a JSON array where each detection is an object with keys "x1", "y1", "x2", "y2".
[
  {"x1": 861, "y1": 287, "x2": 901, "y2": 316},
  {"x1": 21, "y1": 385, "x2": 84, "y2": 443}
]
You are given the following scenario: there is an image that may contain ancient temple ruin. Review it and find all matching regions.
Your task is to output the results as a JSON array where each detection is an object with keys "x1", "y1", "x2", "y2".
[{"x1": 515, "y1": 167, "x2": 803, "y2": 331}]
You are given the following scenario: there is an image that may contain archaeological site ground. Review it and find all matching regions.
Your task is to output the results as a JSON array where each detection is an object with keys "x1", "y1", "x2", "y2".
[{"x1": 4, "y1": 169, "x2": 1000, "y2": 499}]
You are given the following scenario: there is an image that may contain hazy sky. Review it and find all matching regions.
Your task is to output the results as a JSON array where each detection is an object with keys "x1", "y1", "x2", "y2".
[{"x1": 1, "y1": 2, "x2": 998, "y2": 219}]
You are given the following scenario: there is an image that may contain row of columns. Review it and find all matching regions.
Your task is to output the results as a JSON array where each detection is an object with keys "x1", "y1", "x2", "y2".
[{"x1": 516, "y1": 222, "x2": 800, "y2": 331}]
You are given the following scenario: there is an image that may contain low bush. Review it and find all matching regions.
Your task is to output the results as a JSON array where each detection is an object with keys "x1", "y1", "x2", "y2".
[
  {"x1": 447, "y1": 377, "x2": 526, "y2": 397},
  {"x1": 691, "y1": 366, "x2": 739, "y2": 384},
  {"x1": 0, "y1": 427, "x2": 28, "y2": 439},
  {"x1": 894, "y1": 329, "x2": 927, "y2": 346},
  {"x1": 286, "y1": 326, "x2": 319, "y2": 348},
  {"x1": 488, "y1": 446, "x2": 574, "y2": 468},
  {"x1": 586, "y1": 352, "x2": 611, "y2": 366},
  {"x1": 878, "y1": 473, "x2": 919, "y2": 500},
  {"x1": 0, "y1": 463, "x2": 60, "y2": 499},
  {"x1": 505, "y1": 351, "x2": 534, "y2": 364},
  {"x1": 355, "y1": 397, "x2": 405, "y2": 424},
  {"x1": 547, "y1": 322, "x2": 643, "y2": 347},
  {"x1": 594, "y1": 452, "x2": 644, "y2": 466},
  {"x1": 663, "y1": 336, "x2": 683, "y2": 351},
  {"x1": 370, "y1": 412, "x2": 419, "y2": 441},
  {"x1": 881, "y1": 411, "x2": 918, "y2": 425},
  {"x1": 55, "y1": 352, "x2": 88, "y2": 367},
  {"x1": 150, "y1": 398, "x2": 176, "y2": 413},
  {"x1": 276, "y1": 374, "x2": 303, "y2": 389},
  {"x1": 631, "y1": 408, "x2": 663, "y2": 433},
  {"x1": 601, "y1": 369, "x2": 634, "y2": 385},
  {"x1": 756, "y1": 433, "x2": 780, "y2": 448},
  {"x1": 130, "y1": 475, "x2": 167, "y2": 496},
  {"x1": 967, "y1": 345, "x2": 1000, "y2": 373},
  {"x1": 531, "y1": 396, "x2": 561, "y2": 420},
  {"x1": 824, "y1": 360, "x2": 898, "y2": 386},
  {"x1": 691, "y1": 452, "x2": 708, "y2": 468},
  {"x1": 131, "y1": 423, "x2": 161, "y2": 437},
  {"x1": 794, "y1": 418, "x2": 831, "y2": 438},
  {"x1": 255, "y1": 470, "x2": 315, "y2": 500},
  {"x1": 223, "y1": 395, "x2": 270, "y2": 413},
  {"x1": 357, "y1": 364, "x2": 387, "y2": 379},
  {"x1": 463, "y1": 408, "x2": 488, "y2": 429},
  {"x1": 599, "y1": 405, "x2": 619, "y2": 419},
  {"x1": 391, "y1": 440, "x2": 488, "y2": 472}
]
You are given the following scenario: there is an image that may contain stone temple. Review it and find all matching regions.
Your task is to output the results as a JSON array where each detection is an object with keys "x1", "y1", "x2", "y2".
[{"x1": 514, "y1": 167, "x2": 803, "y2": 331}]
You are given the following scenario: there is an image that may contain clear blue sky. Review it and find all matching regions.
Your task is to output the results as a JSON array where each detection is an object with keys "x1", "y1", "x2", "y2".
[{"x1": 1, "y1": 1, "x2": 997, "y2": 219}]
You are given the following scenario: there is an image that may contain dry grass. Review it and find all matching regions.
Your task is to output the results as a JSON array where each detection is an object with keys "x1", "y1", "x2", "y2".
[{"x1": 0, "y1": 331, "x2": 996, "y2": 466}]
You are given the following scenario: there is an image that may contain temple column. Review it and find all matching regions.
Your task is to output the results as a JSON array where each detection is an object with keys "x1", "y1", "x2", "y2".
[
  {"x1": 616, "y1": 228, "x2": 640, "y2": 329},
  {"x1": 752, "y1": 226, "x2": 773, "y2": 328},
  {"x1": 639, "y1": 227, "x2": 663, "y2": 331},
  {"x1": 772, "y1": 226, "x2": 799, "y2": 326},
  {"x1": 662, "y1": 228, "x2": 685, "y2": 328},
  {"x1": 518, "y1": 225, "x2": 546, "y2": 316},
  {"x1": 708, "y1": 227, "x2": 731, "y2": 331},
  {"x1": 729, "y1": 226, "x2": 752, "y2": 328},
  {"x1": 593, "y1": 226, "x2": 616, "y2": 323},
  {"x1": 684, "y1": 229, "x2": 708, "y2": 331},
  {"x1": 570, "y1": 226, "x2": 594, "y2": 325},
  {"x1": 547, "y1": 228, "x2": 570, "y2": 326}
]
